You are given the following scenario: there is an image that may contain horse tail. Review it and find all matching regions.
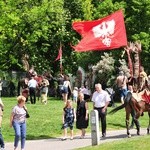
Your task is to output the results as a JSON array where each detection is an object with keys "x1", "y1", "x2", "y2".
[
  {"x1": 108, "y1": 103, "x2": 126, "y2": 114},
  {"x1": 109, "y1": 91, "x2": 132, "y2": 114},
  {"x1": 125, "y1": 91, "x2": 132, "y2": 103}
]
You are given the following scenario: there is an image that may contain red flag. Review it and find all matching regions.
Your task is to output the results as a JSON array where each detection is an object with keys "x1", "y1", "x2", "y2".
[
  {"x1": 55, "y1": 45, "x2": 62, "y2": 61},
  {"x1": 72, "y1": 10, "x2": 127, "y2": 52}
]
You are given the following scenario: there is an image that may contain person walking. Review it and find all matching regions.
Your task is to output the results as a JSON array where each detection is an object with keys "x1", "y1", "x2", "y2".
[
  {"x1": 28, "y1": 76, "x2": 38, "y2": 104},
  {"x1": 61, "y1": 75, "x2": 72, "y2": 104},
  {"x1": 10, "y1": 96, "x2": 28, "y2": 150},
  {"x1": 0, "y1": 98, "x2": 5, "y2": 150},
  {"x1": 72, "y1": 87, "x2": 78, "y2": 103},
  {"x1": 40, "y1": 79, "x2": 49, "y2": 105},
  {"x1": 41, "y1": 77, "x2": 49, "y2": 103},
  {"x1": 61, "y1": 100, "x2": 76, "y2": 140},
  {"x1": 56, "y1": 74, "x2": 64, "y2": 99},
  {"x1": 76, "y1": 92, "x2": 89, "y2": 139},
  {"x1": 92, "y1": 83, "x2": 111, "y2": 138}
]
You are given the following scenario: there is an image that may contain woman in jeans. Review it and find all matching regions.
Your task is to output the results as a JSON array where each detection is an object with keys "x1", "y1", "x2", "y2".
[
  {"x1": 62, "y1": 75, "x2": 72, "y2": 104},
  {"x1": 10, "y1": 96, "x2": 28, "y2": 150}
]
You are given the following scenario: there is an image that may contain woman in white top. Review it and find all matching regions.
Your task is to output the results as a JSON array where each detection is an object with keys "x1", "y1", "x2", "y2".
[
  {"x1": 10, "y1": 96, "x2": 28, "y2": 150},
  {"x1": 62, "y1": 75, "x2": 72, "y2": 103}
]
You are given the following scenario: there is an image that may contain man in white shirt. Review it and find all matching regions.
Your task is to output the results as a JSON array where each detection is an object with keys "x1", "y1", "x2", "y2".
[
  {"x1": 92, "y1": 83, "x2": 111, "y2": 138},
  {"x1": 28, "y1": 76, "x2": 38, "y2": 104}
]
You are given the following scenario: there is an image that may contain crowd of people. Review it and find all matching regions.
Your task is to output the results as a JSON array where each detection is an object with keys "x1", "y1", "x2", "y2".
[{"x1": 0, "y1": 65, "x2": 150, "y2": 150}]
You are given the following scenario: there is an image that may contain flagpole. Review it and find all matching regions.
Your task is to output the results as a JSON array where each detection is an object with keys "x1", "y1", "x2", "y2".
[
  {"x1": 60, "y1": 57, "x2": 62, "y2": 74},
  {"x1": 60, "y1": 43, "x2": 62, "y2": 74}
]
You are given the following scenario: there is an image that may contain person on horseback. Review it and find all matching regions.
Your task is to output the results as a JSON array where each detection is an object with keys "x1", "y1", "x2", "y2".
[{"x1": 116, "y1": 71, "x2": 128, "y2": 104}]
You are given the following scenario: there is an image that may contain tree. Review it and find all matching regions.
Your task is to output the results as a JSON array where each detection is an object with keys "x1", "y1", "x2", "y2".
[
  {"x1": 0, "y1": 0, "x2": 149, "y2": 76},
  {"x1": 92, "y1": 52, "x2": 115, "y2": 87}
]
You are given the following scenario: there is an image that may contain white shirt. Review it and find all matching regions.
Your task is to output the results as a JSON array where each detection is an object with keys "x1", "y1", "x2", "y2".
[
  {"x1": 12, "y1": 105, "x2": 26, "y2": 123},
  {"x1": 63, "y1": 81, "x2": 70, "y2": 87},
  {"x1": 73, "y1": 90, "x2": 78, "y2": 97},
  {"x1": 80, "y1": 88, "x2": 90, "y2": 95},
  {"x1": 92, "y1": 90, "x2": 111, "y2": 108},
  {"x1": 28, "y1": 78, "x2": 37, "y2": 88}
]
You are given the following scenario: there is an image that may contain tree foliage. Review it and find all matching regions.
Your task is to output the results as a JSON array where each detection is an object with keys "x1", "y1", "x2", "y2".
[
  {"x1": 0, "y1": 0, "x2": 149, "y2": 75},
  {"x1": 92, "y1": 52, "x2": 115, "y2": 86}
]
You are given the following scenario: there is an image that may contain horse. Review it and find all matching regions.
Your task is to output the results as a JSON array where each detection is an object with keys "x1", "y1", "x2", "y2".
[{"x1": 109, "y1": 90, "x2": 150, "y2": 138}]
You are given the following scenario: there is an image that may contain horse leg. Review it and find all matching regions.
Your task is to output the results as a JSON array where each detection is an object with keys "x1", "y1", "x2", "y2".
[
  {"x1": 125, "y1": 105, "x2": 131, "y2": 137},
  {"x1": 126, "y1": 119, "x2": 131, "y2": 137},
  {"x1": 131, "y1": 98, "x2": 142, "y2": 135},
  {"x1": 147, "y1": 112, "x2": 150, "y2": 134},
  {"x1": 133, "y1": 110, "x2": 141, "y2": 135},
  {"x1": 133, "y1": 118, "x2": 140, "y2": 135}
]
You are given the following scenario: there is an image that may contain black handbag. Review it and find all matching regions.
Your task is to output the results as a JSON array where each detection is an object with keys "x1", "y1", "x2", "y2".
[{"x1": 23, "y1": 107, "x2": 30, "y2": 118}]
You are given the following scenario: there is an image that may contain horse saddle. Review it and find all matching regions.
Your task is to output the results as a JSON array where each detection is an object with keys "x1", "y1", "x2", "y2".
[{"x1": 132, "y1": 89, "x2": 150, "y2": 104}]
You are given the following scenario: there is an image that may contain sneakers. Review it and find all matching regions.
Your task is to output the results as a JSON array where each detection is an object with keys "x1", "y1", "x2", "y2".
[
  {"x1": 61, "y1": 137, "x2": 67, "y2": 141},
  {"x1": 61, "y1": 137, "x2": 74, "y2": 140}
]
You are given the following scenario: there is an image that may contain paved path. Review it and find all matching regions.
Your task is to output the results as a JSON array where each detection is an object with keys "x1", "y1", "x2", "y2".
[{"x1": 5, "y1": 128, "x2": 148, "y2": 150}]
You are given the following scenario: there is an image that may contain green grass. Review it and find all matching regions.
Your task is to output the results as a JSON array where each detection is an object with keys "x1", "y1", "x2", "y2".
[
  {"x1": 77, "y1": 135, "x2": 150, "y2": 150},
  {"x1": 1, "y1": 97, "x2": 149, "y2": 142}
]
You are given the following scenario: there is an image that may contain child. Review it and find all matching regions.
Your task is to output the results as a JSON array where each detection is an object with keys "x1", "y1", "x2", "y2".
[
  {"x1": 61, "y1": 100, "x2": 76, "y2": 140},
  {"x1": 72, "y1": 87, "x2": 78, "y2": 103}
]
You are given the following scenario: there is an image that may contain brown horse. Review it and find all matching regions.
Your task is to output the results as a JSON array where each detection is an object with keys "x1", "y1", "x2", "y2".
[{"x1": 109, "y1": 91, "x2": 150, "y2": 137}]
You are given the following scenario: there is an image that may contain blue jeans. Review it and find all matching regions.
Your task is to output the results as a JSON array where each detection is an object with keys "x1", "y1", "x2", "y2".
[
  {"x1": 0, "y1": 129, "x2": 4, "y2": 148},
  {"x1": 13, "y1": 121, "x2": 26, "y2": 149},
  {"x1": 119, "y1": 88, "x2": 128, "y2": 99}
]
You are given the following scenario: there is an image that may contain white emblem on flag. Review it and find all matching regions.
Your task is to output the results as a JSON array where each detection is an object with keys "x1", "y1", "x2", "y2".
[{"x1": 92, "y1": 20, "x2": 115, "y2": 47}]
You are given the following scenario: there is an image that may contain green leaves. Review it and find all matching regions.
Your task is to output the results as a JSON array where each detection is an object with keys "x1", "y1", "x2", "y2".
[{"x1": 0, "y1": 0, "x2": 149, "y2": 75}]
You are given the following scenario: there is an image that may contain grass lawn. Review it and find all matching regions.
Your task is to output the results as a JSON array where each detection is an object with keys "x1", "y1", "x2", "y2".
[
  {"x1": 1, "y1": 97, "x2": 149, "y2": 142},
  {"x1": 78, "y1": 135, "x2": 150, "y2": 150}
]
